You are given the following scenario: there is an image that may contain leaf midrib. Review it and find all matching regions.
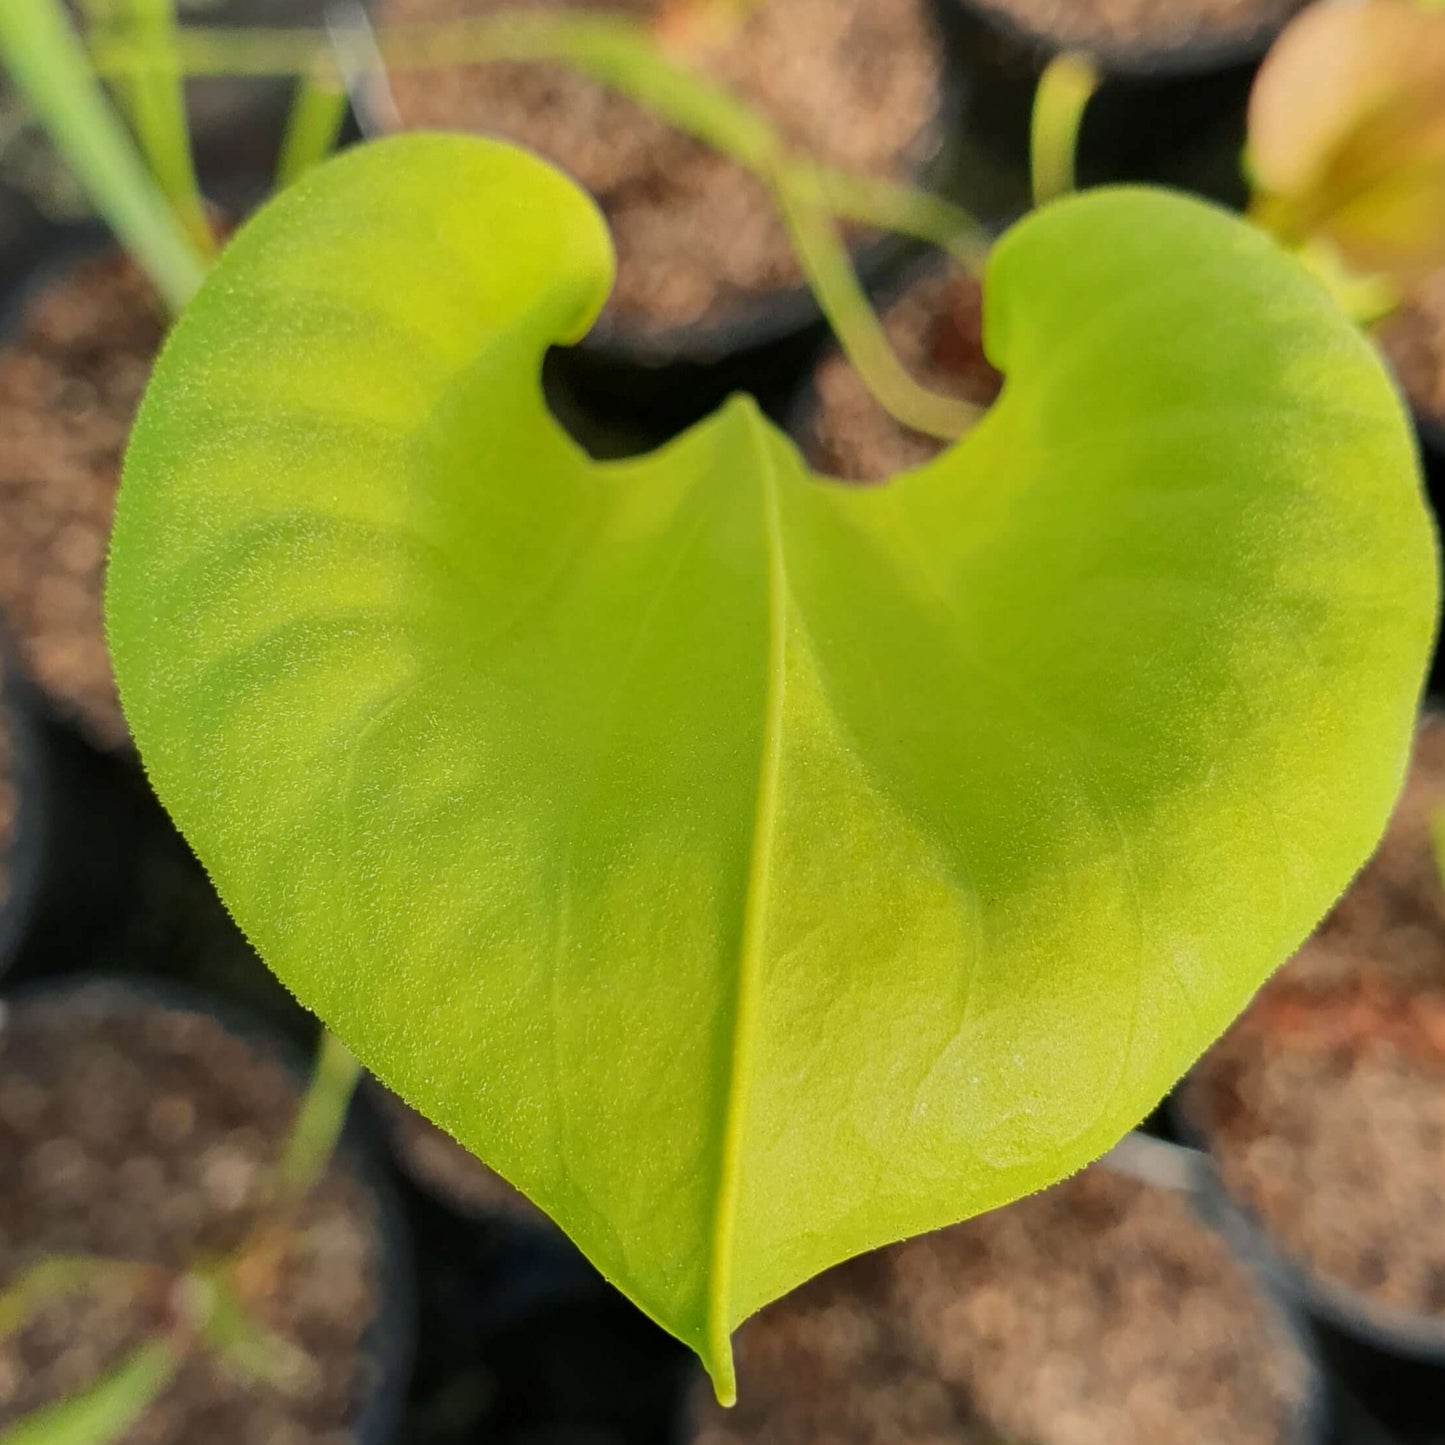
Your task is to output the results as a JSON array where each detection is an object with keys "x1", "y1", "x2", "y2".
[{"x1": 703, "y1": 419, "x2": 789, "y2": 1404}]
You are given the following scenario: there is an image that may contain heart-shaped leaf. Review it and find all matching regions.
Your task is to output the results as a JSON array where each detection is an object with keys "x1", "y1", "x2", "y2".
[{"x1": 107, "y1": 134, "x2": 1436, "y2": 1399}]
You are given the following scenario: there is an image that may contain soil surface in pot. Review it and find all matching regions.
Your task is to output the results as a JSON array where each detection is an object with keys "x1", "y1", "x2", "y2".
[
  {"x1": 382, "y1": 0, "x2": 941, "y2": 334},
  {"x1": 804, "y1": 263, "x2": 1001, "y2": 482},
  {"x1": 1183, "y1": 716, "x2": 1445, "y2": 1320},
  {"x1": 1377, "y1": 269, "x2": 1445, "y2": 436},
  {"x1": 371, "y1": 1082, "x2": 548, "y2": 1227},
  {"x1": 0, "y1": 252, "x2": 163, "y2": 751},
  {"x1": 0, "y1": 984, "x2": 385, "y2": 1443},
  {"x1": 688, "y1": 1164, "x2": 1310, "y2": 1445},
  {"x1": 962, "y1": 0, "x2": 1304, "y2": 53}
]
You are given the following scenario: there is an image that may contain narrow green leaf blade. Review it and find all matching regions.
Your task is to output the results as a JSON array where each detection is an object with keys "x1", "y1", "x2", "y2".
[
  {"x1": 107, "y1": 135, "x2": 1438, "y2": 1399},
  {"x1": 0, "y1": 0, "x2": 204, "y2": 311},
  {"x1": 0, "y1": 1338, "x2": 179, "y2": 1445},
  {"x1": 101, "y1": 0, "x2": 213, "y2": 258},
  {"x1": 275, "y1": 69, "x2": 349, "y2": 189}
]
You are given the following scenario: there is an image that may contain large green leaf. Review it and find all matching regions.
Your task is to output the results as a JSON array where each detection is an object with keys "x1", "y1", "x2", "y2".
[{"x1": 107, "y1": 134, "x2": 1437, "y2": 1400}]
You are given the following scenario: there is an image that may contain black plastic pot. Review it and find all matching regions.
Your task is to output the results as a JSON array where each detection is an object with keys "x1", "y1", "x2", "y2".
[
  {"x1": 476, "y1": 1292, "x2": 692, "y2": 1445},
  {"x1": 926, "y1": 0, "x2": 1296, "y2": 223},
  {"x1": 0, "y1": 220, "x2": 109, "y2": 330},
  {"x1": 0, "y1": 975, "x2": 417, "y2": 1444},
  {"x1": 371, "y1": 1078, "x2": 702, "y2": 1445},
  {"x1": 0, "y1": 661, "x2": 47, "y2": 981},
  {"x1": 0, "y1": 577, "x2": 296, "y2": 1019},
  {"x1": 1176, "y1": 1094, "x2": 1445, "y2": 1442},
  {"x1": 0, "y1": 182, "x2": 53, "y2": 298},
  {"x1": 0, "y1": 652, "x2": 143, "y2": 983},
  {"x1": 1331, "y1": 1387, "x2": 1414, "y2": 1445}
]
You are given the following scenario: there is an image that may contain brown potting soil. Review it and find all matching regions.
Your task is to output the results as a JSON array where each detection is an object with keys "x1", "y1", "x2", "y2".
[
  {"x1": 371, "y1": 1082, "x2": 549, "y2": 1228},
  {"x1": 966, "y1": 0, "x2": 1305, "y2": 52},
  {"x1": 0, "y1": 985, "x2": 384, "y2": 1443},
  {"x1": 805, "y1": 263, "x2": 1001, "y2": 482},
  {"x1": 383, "y1": 0, "x2": 942, "y2": 333},
  {"x1": 689, "y1": 1165, "x2": 1309, "y2": 1445},
  {"x1": 1377, "y1": 269, "x2": 1445, "y2": 431},
  {"x1": 0, "y1": 252, "x2": 164, "y2": 752},
  {"x1": 1185, "y1": 716, "x2": 1445, "y2": 1319}
]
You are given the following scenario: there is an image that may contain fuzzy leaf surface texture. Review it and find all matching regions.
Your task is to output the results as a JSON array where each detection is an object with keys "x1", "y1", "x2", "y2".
[{"x1": 107, "y1": 134, "x2": 1437, "y2": 1400}]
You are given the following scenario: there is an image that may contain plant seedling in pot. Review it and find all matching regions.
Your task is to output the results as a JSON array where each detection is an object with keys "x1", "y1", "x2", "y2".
[
  {"x1": 0, "y1": 7, "x2": 408, "y2": 1439},
  {"x1": 0, "y1": 986, "x2": 407, "y2": 1444},
  {"x1": 4, "y1": 0, "x2": 1441, "y2": 1411}
]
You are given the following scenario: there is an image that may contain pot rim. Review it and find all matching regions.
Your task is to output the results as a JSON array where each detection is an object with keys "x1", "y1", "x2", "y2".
[
  {"x1": 1100, "y1": 1130, "x2": 1329, "y2": 1445},
  {"x1": 938, "y1": 0, "x2": 1297, "y2": 79},
  {"x1": 1173, "y1": 1082, "x2": 1445, "y2": 1363}
]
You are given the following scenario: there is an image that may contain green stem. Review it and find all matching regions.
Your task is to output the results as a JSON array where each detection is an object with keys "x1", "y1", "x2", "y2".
[
  {"x1": 801, "y1": 162, "x2": 989, "y2": 277},
  {"x1": 278, "y1": 1028, "x2": 362, "y2": 1197},
  {"x1": 1030, "y1": 51, "x2": 1099, "y2": 208},
  {"x1": 776, "y1": 169, "x2": 980, "y2": 441},
  {"x1": 0, "y1": 0, "x2": 204, "y2": 312},
  {"x1": 94, "y1": 0, "x2": 213, "y2": 256},
  {"x1": 276, "y1": 65, "x2": 350, "y2": 188},
  {"x1": 195, "y1": 1267, "x2": 315, "y2": 1393},
  {"x1": 1428, "y1": 809, "x2": 1445, "y2": 888}
]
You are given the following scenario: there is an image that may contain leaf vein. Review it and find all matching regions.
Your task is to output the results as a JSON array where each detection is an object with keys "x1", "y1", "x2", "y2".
[{"x1": 704, "y1": 424, "x2": 789, "y2": 1402}]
